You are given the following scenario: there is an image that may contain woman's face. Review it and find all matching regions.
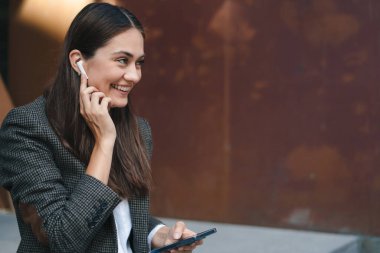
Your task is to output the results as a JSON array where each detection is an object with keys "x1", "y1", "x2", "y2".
[{"x1": 84, "y1": 28, "x2": 145, "y2": 108}]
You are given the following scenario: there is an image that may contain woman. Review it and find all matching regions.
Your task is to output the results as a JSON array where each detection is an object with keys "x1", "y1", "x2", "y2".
[{"x1": 0, "y1": 3, "x2": 201, "y2": 253}]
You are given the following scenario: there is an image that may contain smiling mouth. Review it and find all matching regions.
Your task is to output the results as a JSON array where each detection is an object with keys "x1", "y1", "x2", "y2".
[{"x1": 111, "y1": 84, "x2": 131, "y2": 92}]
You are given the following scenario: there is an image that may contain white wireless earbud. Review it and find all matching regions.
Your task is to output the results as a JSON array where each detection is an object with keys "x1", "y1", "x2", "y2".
[{"x1": 76, "y1": 60, "x2": 88, "y2": 79}]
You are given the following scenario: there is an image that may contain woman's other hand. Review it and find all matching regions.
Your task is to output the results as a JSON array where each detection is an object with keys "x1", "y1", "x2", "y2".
[{"x1": 152, "y1": 221, "x2": 203, "y2": 253}]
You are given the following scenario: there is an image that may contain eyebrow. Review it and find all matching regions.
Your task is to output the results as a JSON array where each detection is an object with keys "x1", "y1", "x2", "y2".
[{"x1": 112, "y1": 50, "x2": 145, "y2": 59}]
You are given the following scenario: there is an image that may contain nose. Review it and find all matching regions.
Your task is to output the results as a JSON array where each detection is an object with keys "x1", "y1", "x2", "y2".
[{"x1": 123, "y1": 65, "x2": 141, "y2": 84}]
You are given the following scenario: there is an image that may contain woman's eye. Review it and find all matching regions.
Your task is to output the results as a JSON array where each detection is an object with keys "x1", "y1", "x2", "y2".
[
  {"x1": 117, "y1": 58, "x2": 127, "y2": 64},
  {"x1": 136, "y1": 60, "x2": 145, "y2": 67}
]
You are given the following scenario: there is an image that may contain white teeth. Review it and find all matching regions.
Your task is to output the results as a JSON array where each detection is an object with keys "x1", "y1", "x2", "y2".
[{"x1": 112, "y1": 84, "x2": 130, "y2": 92}]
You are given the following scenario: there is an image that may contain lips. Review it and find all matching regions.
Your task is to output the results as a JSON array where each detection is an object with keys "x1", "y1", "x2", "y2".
[{"x1": 111, "y1": 84, "x2": 131, "y2": 92}]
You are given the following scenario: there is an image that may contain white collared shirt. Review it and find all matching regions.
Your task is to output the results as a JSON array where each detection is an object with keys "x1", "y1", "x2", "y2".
[
  {"x1": 113, "y1": 199, "x2": 165, "y2": 253},
  {"x1": 114, "y1": 200, "x2": 132, "y2": 253}
]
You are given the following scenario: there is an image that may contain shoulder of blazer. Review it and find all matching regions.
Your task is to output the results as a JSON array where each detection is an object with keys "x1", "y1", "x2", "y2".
[
  {"x1": 1, "y1": 96, "x2": 52, "y2": 136},
  {"x1": 3, "y1": 96, "x2": 45, "y2": 120}
]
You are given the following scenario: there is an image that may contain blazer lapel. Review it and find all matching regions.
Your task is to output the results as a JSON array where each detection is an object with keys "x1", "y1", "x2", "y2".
[{"x1": 129, "y1": 195, "x2": 149, "y2": 253}]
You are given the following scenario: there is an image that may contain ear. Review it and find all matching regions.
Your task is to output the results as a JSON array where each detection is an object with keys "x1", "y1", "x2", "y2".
[{"x1": 69, "y1": 49, "x2": 84, "y2": 75}]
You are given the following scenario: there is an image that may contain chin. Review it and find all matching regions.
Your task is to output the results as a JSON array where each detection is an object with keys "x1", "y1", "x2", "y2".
[{"x1": 110, "y1": 99, "x2": 128, "y2": 108}]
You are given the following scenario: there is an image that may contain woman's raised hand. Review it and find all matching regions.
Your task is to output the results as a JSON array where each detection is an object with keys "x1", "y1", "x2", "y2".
[
  {"x1": 79, "y1": 72, "x2": 116, "y2": 184},
  {"x1": 79, "y1": 72, "x2": 116, "y2": 144}
]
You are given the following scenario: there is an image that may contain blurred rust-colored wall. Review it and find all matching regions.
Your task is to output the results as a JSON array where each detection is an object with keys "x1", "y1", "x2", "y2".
[
  {"x1": 4, "y1": 0, "x2": 380, "y2": 236},
  {"x1": 125, "y1": 0, "x2": 380, "y2": 235},
  {"x1": 0, "y1": 74, "x2": 14, "y2": 211}
]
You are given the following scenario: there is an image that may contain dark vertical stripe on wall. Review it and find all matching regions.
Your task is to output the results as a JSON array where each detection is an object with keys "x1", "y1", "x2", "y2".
[{"x1": 0, "y1": 0, "x2": 9, "y2": 85}]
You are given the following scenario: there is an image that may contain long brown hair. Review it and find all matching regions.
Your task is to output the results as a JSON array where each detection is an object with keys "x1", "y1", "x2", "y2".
[{"x1": 44, "y1": 3, "x2": 151, "y2": 198}]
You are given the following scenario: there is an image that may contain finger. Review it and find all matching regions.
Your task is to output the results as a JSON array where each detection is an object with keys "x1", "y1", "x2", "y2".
[
  {"x1": 179, "y1": 243, "x2": 197, "y2": 251},
  {"x1": 100, "y1": 97, "x2": 112, "y2": 110},
  {"x1": 172, "y1": 221, "x2": 186, "y2": 240},
  {"x1": 90, "y1": 92, "x2": 106, "y2": 107},
  {"x1": 177, "y1": 240, "x2": 198, "y2": 251},
  {"x1": 170, "y1": 249, "x2": 193, "y2": 253},
  {"x1": 79, "y1": 69, "x2": 88, "y2": 92},
  {"x1": 175, "y1": 229, "x2": 198, "y2": 252},
  {"x1": 80, "y1": 86, "x2": 98, "y2": 114},
  {"x1": 83, "y1": 86, "x2": 98, "y2": 99},
  {"x1": 181, "y1": 228, "x2": 196, "y2": 238}
]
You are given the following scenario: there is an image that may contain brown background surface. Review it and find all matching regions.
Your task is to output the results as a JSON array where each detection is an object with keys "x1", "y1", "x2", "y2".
[
  {"x1": 2, "y1": 0, "x2": 380, "y2": 236},
  {"x1": 0, "y1": 74, "x2": 13, "y2": 211}
]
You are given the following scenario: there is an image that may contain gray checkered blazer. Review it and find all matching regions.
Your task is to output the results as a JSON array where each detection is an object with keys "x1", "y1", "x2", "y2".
[{"x1": 0, "y1": 96, "x2": 162, "y2": 253}]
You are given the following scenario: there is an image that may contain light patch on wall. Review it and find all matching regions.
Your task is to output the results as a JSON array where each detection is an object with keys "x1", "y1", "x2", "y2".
[
  {"x1": 285, "y1": 208, "x2": 313, "y2": 227},
  {"x1": 372, "y1": 176, "x2": 380, "y2": 191},
  {"x1": 209, "y1": 0, "x2": 256, "y2": 43},
  {"x1": 280, "y1": 0, "x2": 360, "y2": 47},
  {"x1": 286, "y1": 145, "x2": 350, "y2": 181},
  {"x1": 344, "y1": 50, "x2": 369, "y2": 67},
  {"x1": 341, "y1": 73, "x2": 355, "y2": 83},
  {"x1": 18, "y1": 0, "x2": 94, "y2": 41},
  {"x1": 250, "y1": 80, "x2": 270, "y2": 101},
  {"x1": 353, "y1": 102, "x2": 367, "y2": 115},
  {"x1": 146, "y1": 27, "x2": 163, "y2": 41},
  {"x1": 358, "y1": 122, "x2": 370, "y2": 134},
  {"x1": 304, "y1": 14, "x2": 359, "y2": 47}
]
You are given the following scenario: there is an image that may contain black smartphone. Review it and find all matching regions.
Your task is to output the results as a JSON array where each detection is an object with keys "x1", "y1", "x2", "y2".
[{"x1": 150, "y1": 228, "x2": 217, "y2": 253}]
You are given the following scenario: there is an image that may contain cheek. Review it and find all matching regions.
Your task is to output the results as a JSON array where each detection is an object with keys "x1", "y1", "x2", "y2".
[{"x1": 89, "y1": 69, "x2": 123, "y2": 89}]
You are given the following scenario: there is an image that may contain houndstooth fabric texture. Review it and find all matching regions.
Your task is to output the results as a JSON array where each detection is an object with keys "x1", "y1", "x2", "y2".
[{"x1": 0, "y1": 96, "x2": 162, "y2": 253}]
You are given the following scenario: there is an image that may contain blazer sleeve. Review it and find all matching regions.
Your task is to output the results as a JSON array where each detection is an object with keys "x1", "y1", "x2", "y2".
[{"x1": 0, "y1": 108, "x2": 121, "y2": 252}]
